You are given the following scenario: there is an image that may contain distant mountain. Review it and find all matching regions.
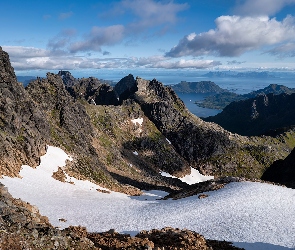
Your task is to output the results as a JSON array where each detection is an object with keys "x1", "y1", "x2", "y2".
[
  {"x1": 197, "y1": 84, "x2": 295, "y2": 110},
  {"x1": 16, "y1": 75, "x2": 37, "y2": 86},
  {"x1": 171, "y1": 81, "x2": 227, "y2": 93},
  {"x1": 204, "y1": 92, "x2": 295, "y2": 136},
  {"x1": 202, "y1": 71, "x2": 277, "y2": 79}
]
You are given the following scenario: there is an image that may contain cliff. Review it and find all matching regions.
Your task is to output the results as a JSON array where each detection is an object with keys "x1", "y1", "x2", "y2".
[{"x1": 204, "y1": 93, "x2": 295, "y2": 136}]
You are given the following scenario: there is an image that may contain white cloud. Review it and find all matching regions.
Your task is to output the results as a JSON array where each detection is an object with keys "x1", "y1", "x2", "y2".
[
  {"x1": 2, "y1": 46, "x2": 222, "y2": 71},
  {"x1": 266, "y1": 42, "x2": 295, "y2": 57},
  {"x1": 120, "y1": 0, "x2": 188, "y2": 32},
  {"x1": 45, "y1": 0, "x2": 188, "y2": 54},
  {"x1": 47, "y1": 29, "x2": 77, "y2": 51},
  {"x1": 235, "y1": 0, "x2": 295, "y2": 16},
  {"x1": 69, "y1": 25, "x2": 125, "y2": 53},
  {"x1": 3, "y1": 46, "x2": 51, "y2": 58},
  {"x1": 166, "y1": 15, "x2": 295, "y2": 57},
  {"x1": 148, "y1": 59, "x2": 221, "y2": 69}
]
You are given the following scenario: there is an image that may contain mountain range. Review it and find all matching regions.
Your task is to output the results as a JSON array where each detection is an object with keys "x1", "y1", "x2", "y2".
[{"x1": 1, "y1": 46, "x2": 295, "y2": 249}]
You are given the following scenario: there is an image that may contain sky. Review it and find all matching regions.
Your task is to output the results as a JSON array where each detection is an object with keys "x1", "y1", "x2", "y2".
[{"x1": 1, "y1": 0, "x2": 295, "y2": 76}]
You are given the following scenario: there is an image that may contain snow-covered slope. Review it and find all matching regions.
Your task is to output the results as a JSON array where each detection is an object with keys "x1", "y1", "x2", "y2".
[
  {"x1": 160, "y1": 167, "x2": 214, "y2": 184},
  {"x1": 1, "y1": 146, "x2": 295, "y2": 250}
]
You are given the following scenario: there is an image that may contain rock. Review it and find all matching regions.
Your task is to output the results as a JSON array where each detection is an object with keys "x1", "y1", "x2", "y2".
[
  {"x1": 66, "y1": 76, "x2": 119, "y2": 105},
  {"x1": 114, "y1": 74, "x2": 137, "y2": 102},
  {"x1": 52, "y1": 167, "x2": 67, "y2": 182},
  {"x1": 0, "y1": 183, "x2": 96, "y2": 249},
  {"x1": 0, "y1": 46, "x2": 49, "y2": 176},
  {"x1": 204, "y1": 93, "x2": 295, "y2": 136},
  {"x1": 58, "y1": 70, "x2": 78, "y2": 87},
  {"x1": 262, "y1": 147, "x2": 295, "y2": 188}
]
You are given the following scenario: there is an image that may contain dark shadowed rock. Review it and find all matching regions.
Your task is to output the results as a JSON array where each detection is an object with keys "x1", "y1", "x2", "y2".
[
  {"x1": 114, "y1": 74, "x2": 137, "y2": 103},
  {"x1": 132, "y1": 77, "x2": 292, "y2": 178},
  {"x1": 66, "y1": 76, "x2": 119, "y2": 105},
  {"x1": 204, "y1": 93, "x2": 295, "y2": 136},
  {"x1": 262, "y1": 147, "x2": 295, "y2": 188},
  {"x1": 198, "y1": 84, "x2": 295, "y2": 110},
  {"x1": 0, "y1": 46, "x2": 50, "y2": 176},
  {"x1": 58, "y1": 70, "x2": 78, "y2": 87}
]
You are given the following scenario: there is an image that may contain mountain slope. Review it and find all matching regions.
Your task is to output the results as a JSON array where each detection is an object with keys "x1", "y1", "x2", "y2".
[
  {"x1": 0, "y1": 47, "x2": 50, "y2": 177},
  {"x1": 0, "y1": 45, "x2": 294, "y2": 188},
  {"x1": 198, "y1": 84, "x2": 295, "y2": 110},
  {"x1": 204, "y1": 93, "x2": 295, "y2": 136}
]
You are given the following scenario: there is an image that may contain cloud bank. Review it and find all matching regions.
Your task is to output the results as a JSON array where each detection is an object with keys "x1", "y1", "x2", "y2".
[
  {"x1": 3, "y1": 46, "x2": 220, "y2": 71},
  {"x1": 48, "y1": 0, "x2": 188, "y2": 54},
  {"x1": 166, "y1": 15, "x2": 295, "y2": 57},
  {"x1": 235, "y1": 0, "x2": 295, "y2": 16}
]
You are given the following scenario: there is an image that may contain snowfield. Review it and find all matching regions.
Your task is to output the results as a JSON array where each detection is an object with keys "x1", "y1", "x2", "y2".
[
  {"x1": 1, "y1": 146, "x2": 295, "y2": 250},
  {"x1": 160, "y1": 167, "x2": 214, "y2": 184}
]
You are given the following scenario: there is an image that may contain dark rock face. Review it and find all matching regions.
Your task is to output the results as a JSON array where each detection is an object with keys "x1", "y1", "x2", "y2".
[
  {"x1": 204, "y1": 93, "x2": 295, "y2": 136},
  {"x1": 131, "y1": 77, "x2": 292, "y2": 179},
  {"x1": 58, "y1": 70, "x2": 78, "y2": 87},
  {"x1": 197, "y1": 84, "x2": 295, "y2": 110},
  {"x1": 0, "y1": 47, "x2": 49, "y2": 176},
  {"x1": 134, "y1": 77, "x2": 234, "y2": 166},
  {"x1": 171, "y1": 80, "x2": 226, "y2": 93},
  {"x1": 262, "y1": 148, "x2": 295, "y2": 188},
  {"x1": 26, "y1": 73, "x2": 117, "y2": 189},
  {"x1": 114, "y1": 74, "x2": 137, "y2": 103},
  {"x1": 66, "y1": 76, "x2": 119, "y2": 105}
]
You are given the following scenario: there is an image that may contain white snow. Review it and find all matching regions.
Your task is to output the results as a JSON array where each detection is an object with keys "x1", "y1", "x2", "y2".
[
  {"x1": 131, "y1": 118, "x2": 143, "y2": 126},
  {"x1": 132, "y1": 151, "x2": 139, "y2": 156},
  {"x1": 165, "y1": 138, "x2": 171, "y2": 144},
  {"x1": 1, "y1": 146, "x2": 295, "y2": 250},
  {"x1": 160, "y1": 167, "x2": 214, "y2": 185}
]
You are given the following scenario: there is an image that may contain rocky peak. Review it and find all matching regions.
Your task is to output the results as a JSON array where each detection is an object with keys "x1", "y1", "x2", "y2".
[
  {"x1": 0, "y1": 46, "x2": 17, "y2": 83},
  {"x1": 67, "y1": 76, "x2": 119, "y2": 105},
  {"x1": 205, "y1": 92, "x2": 295, "y2": 136},
  {"x1": 114, "y1": 74, "x2": 137, "y2": 102},
  {"x1": 58, "y1": 70, "x2": 78, "y2": 87},
  {"x1": 0, "y1": 47, "x2": 49, "y2": 177}
]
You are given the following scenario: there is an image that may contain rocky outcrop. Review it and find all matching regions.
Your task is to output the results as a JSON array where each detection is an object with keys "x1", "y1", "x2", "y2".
[
  {"x1": 131, "y1": 77, "x2": 293, "y2": 178},
  {"x1": 57, "y1": 70, "x2": 78, "y2": 87},
  {"x1": 114, "y1": 74, "x2": 137, "y2": 103},
  {"x1": 0, "y1": 46, "x2": 49, "y2": 177},
  {"x1": 66, "y1": 76, "x2": 119, "y2": 105},
  {"x1": 171, "y1": 81, "x2": 227, "y2": 93},
  {"x1": 262, "y1": 147, "x2": 295, "y2": 188},
  {"x1": 88, "y1": 227, "x2": 243, "y2": 250},
  {"x1": 25, "y1": 73, "x2": 120, "y2": 190},
  {"x1": 0, "y1": 183, "x2": 96, "y2": 249},
  {"x1": 204, "y1": 93, "x2": 295, "y2": 136}
]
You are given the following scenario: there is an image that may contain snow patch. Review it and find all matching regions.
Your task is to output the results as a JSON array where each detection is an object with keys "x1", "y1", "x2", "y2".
[
  {"x1": 131, "y1": 118, "x2": 143, "y2": 126},
  {"x1": 1, "y1": 146, "x2": 295, "y2": 249},
  {"x1": 160, "y1": 167, "x2": 214, "y2": 185},
  {"x1": 133, "y1": 151, "x2": 139, "y2": 156},
  {"x1": 165, "y1": 138, "x2": 171, "y2": 144}
]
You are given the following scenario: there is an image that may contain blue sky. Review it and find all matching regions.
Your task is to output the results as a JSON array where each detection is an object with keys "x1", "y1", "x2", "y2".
[{"x1": 1, "y1": 0, "x2": 295, "y2": 76}]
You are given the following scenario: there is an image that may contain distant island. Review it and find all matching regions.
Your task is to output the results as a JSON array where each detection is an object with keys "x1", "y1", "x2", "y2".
[
  {"x1": 202, "y1": 71, "x2": 277, "y2": 79},
  {"x1": 196, "y1": 84, "x2": 295, "y2": 110},
  {"x1": 170, "y1": 80, "x2": 227, "y2": 94},
  {"x1": 16, "y1": 76, "x2": 37, "y2": 87}
]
